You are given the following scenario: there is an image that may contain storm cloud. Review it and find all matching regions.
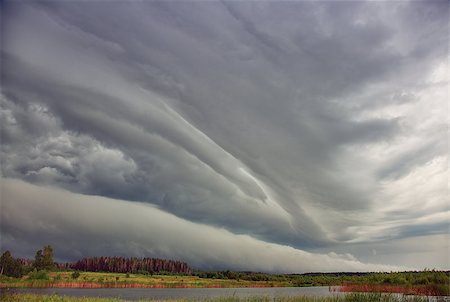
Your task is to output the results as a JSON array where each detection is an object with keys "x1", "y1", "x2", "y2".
[
  {"x1": 1, "y1": 0, "x2": 448, "y2": 271},
  {"x1": 2, "y1": 178, "x2": 408, "y2": 272}
]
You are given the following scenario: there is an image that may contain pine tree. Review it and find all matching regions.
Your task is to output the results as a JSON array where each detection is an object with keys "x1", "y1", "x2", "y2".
[{"x1": 33, "y1": 249, "x2": 44, "y2": 270}]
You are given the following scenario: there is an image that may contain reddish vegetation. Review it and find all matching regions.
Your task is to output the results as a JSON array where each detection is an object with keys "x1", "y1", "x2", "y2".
[
  {"x1": 0, "y1": 281, "x2": 280, "y2": 289},
  {"x1": 0, "y1": 282, "x2": 192, "y2": 289},
  {"x1": 338, "y1": 284, "x2": 445, "y2": 296}
]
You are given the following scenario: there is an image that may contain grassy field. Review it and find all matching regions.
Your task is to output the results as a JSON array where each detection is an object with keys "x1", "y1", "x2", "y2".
[
  {"x1": 0, "y1": 271, "x2": 289, "y2": 288},
  {"x1": 0, "y1": 292, "x2": 432, "y2": 302}
]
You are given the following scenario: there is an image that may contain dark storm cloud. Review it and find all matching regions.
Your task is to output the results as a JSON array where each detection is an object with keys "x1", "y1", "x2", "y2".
[{"x1": 1, "y1": 0, "x2": 448, "y2": 270}]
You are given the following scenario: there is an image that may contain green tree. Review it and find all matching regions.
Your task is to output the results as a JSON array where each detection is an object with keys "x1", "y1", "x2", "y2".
[
  {"x1": 33, "y1": 249, "x2": 44, "y2": 270},
  {"x1": 0, "y1": 251, "x2": 24, "y2": 278},
  {"x1": 33, "y1": 245, "x2": 55, "y2": 270},
  {"x1": 0, "y1": 251, "x2": 13, "y2": 275},
  {"x1": 42, "y1": 245, "x2": 55, "y2": 270}
]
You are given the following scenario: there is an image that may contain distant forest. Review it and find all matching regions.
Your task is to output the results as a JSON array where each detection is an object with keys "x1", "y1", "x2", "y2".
[{"x1": 66, "y1": 257, "x2": 192, "y2": 274}]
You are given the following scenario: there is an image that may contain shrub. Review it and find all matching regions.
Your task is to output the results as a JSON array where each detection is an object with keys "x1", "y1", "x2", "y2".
[
  {"x1": 28, "y1": 269, "x2": 49, "y2": 280},
  {"x1": 71, "y1": 271, "x2": 80, "y2": 279}
]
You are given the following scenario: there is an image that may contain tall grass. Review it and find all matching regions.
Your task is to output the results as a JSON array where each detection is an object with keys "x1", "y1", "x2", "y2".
[
  {"x1": 339, "y1": 284, "x2": 449, "y2": 296},
  {"x1": 0, "y1": 293, "x2": 124, "y2": 302},
  {"x1": 203, "y1": 294, "x2": 429, "y2": 302}
]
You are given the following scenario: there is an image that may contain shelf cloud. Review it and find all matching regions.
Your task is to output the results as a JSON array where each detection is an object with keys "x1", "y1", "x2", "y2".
[
  {"x1": 1, "y1": 178, "x2": 406, "y2": 272},
  {"x1": 1, "y1": 0, "x2": 448, "y2": 271}
]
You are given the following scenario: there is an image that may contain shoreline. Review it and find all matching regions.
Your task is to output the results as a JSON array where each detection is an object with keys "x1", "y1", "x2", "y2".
[{"x1": 0, "y1": 282, "x2": 290, "y2": 289}]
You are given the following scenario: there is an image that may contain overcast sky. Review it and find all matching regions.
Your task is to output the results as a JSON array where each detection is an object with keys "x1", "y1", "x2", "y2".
[{"x1": 1, "y1": 0, "x2": 448, "y2": 272}]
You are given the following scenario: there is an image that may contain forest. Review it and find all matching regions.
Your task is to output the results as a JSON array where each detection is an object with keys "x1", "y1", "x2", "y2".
[{"x1": 69, "y1": 256, "x2": 192, "y2": 274}]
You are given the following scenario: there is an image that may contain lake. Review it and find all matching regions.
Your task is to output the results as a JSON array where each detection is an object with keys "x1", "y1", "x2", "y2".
[
  {"x1": 4, "y1": 286, "x2": 338, "y2": 300},
  {"x1": 3, "y1": 287, "x2": 449, "y2": 301}
]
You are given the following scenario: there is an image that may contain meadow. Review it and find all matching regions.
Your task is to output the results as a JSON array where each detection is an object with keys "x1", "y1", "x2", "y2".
[{"x1": 0, "y1": 271, "x2": 287, "y2": 289}]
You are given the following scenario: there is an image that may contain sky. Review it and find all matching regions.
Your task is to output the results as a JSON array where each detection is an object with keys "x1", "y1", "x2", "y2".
[{"x1": 0, "y1": 0, "x2": 448, "y2": 273}]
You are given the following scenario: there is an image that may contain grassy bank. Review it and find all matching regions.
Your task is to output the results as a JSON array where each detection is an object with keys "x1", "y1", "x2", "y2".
[
  {"x1": 0, "y1": 292, "x2": 432, "y2": 302},
  {"x1": 0, "y1": 272, "x2": 288, "y2": 288}
]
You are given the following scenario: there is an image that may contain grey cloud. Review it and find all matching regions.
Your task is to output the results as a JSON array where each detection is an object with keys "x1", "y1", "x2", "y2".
[
  {"x1": 2, "y1": 3, "x2": 328, "y2": 247},
  {"x1": 1, "y1": 92, "x2": 314, "y2": 247},
  {"x1": 0, "y1": 96, "x2": 141, "y2": 199},
  {"x1": 1, "y1": 0, "x2": 448, "y2": 270},
  {"x1": 377, "y1": 133, "x2": 447, "y2": 180},
  {"x1": 0, "y1": 178, "x2": 406, "y2": 272},
  {"x1": 311, "y1": 233, "x2": 449, "y2": 271}
]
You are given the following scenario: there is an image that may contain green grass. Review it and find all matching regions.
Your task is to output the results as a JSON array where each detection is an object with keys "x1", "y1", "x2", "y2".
[
  {"x1": 0, "y1": 272, "x2": 288, "y2": 288},
  {"x1": 0, "y1": 293, "x2": 431, "y2": 302}
]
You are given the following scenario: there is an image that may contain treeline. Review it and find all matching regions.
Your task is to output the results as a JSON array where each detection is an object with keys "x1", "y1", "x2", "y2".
[
  {"x1": 69, "y1": 257, "x2": 192, "y2": 274},
  {"x1": 194, "y1": 270, "x2": 449, "y2": 295},
  {"x1": 194, "y1": 270, "x2": 449, "y2": 293},
  {"x1": 0, "y1": 246, "x2": 192, "y2": 277}
]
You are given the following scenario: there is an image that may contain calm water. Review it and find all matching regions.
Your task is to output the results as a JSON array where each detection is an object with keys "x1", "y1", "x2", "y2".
[
  {"x1": 4, "y1": 287, "x2": 449, "y2": 301},
  {"x1": 3, "y1": 286, "x2": 338, "y2": 300}
]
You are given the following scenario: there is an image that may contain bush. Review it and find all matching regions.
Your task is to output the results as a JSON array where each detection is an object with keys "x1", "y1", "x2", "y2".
[
  {"x1": 28, "y1": 269, "x2": 49, "y2": 280},
  {"x1": 71, "y1": 271, "x2": 80, "y2": 279},
  {"x1": 429, "y1": 283, "x2": 450, "y2": 296}
]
